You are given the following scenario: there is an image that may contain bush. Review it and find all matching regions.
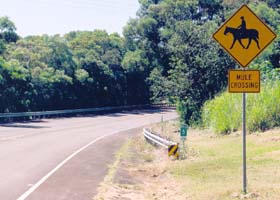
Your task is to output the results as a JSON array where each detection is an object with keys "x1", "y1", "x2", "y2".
[
  {"x1": 202, "y1": 92, "x2": 241, "y2": 134},
  {"x1": 247, "y1": 81, "x2": 280, "y2": 132},
  {"x1": 202, "y1": 81, "x2": 280, "y2": 134}
]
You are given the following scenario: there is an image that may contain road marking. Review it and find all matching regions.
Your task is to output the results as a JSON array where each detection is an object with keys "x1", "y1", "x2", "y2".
[
  {"x1": 15, "y1": 111, "x2": 177, "y2": 199},
  {"x1": 17, "y1": 129, "x2": 129, "y2": 200}
]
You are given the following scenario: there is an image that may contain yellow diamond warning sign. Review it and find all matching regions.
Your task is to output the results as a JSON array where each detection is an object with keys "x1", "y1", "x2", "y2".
[
  {"x1": 213, "y1": 4, "x2": 277, "y2": 68},
  {"x1": 228, "y1": 70, "x2": 260, "y2": 93}
]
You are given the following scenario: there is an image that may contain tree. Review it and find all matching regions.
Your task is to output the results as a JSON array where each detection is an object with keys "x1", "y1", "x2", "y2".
[{"x1": 0, "y1": 16, "x2": 18, "y2": 43}]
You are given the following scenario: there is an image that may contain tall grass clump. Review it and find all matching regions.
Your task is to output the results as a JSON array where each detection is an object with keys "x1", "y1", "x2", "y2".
[
  {"x1": 202, "y1": 93, "x2": 242, "y2": 134},
  {"x1": 247, "y1": 81, "x2": 280, "y2": 132},
  {"x1": 202, "y1": 80, "x2": 280, "y2": 134}
]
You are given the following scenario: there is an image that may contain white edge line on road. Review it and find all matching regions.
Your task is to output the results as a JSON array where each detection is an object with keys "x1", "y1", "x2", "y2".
[{"x1": 16, "y1": 130, "x2": 127, "y2": 200}]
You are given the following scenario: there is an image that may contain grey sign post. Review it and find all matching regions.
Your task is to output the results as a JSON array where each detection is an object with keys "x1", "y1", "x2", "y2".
[{"x1": 242, "y1": 73, "x2": 247, "y2": 194}]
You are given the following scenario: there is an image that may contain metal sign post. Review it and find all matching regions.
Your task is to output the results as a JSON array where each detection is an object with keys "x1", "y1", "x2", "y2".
[
  {"x1": 242, "y1": 87, "x2": 247, "y2": 194},
  {"x1": 180, "y1": 125, "x2": 188, "y2": 159},
  {"x1": 180, "y1": 137, "x2": 186, "y2": 160},
  {"x1": 161, "y1": 115, "x2": 163, "y2": 135}
]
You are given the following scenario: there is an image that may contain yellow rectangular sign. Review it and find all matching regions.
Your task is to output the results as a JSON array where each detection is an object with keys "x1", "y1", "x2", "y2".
[{"x1": 228, "y1": 70, "x2": 260, "y2": 93}]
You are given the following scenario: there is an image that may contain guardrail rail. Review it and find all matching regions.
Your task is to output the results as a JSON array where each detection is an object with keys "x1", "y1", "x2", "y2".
[
  {"x1": 0, "y1": 103, "x2": 175, "y2": 121},
  {"x1": 143, "y1": 128, "x2": 176, "y2": 148},
  {"x1": 143, "y1": 128, "x2": 180, "y2": 158}
]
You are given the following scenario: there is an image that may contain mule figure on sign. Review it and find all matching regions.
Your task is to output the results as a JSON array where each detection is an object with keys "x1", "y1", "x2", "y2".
[{"x1": 224, "y1": 16, "x2": 260, "y2": 50}]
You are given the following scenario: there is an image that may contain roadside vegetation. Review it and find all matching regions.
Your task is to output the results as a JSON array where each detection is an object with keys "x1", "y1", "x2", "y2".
[
  {"x1": 202, "y1": 80, "x2": 280, "y2": 134},
  {"x1": 95, "y1": 121, "x2": 280, "y2": 200},
  {"x1": 169, "y1": 127, "x2": 280, "y2": 200}
]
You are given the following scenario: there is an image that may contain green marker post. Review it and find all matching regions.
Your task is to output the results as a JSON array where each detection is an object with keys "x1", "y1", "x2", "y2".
[{"x1": 180, "y1": 124, "x2": 188, "y2": 159}]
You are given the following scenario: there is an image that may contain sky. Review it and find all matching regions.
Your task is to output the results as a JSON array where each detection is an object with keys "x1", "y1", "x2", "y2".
[{"x1": 0, "y1": 0, "x2": 140, "y2": 37}]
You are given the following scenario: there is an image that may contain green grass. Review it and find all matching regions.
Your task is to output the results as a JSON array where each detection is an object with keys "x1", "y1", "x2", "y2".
[
  {"x1": 202, "y1": 81, "x2": 280, "y2": 134},
  {"x1": 168, "y1": 131, "x2": 280, "y2": 199}
]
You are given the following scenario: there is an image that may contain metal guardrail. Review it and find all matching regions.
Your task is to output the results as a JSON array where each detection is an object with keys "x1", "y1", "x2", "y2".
[
  {"x1": 0, "y1": 105, "x2": 148, "y2": 119},
  {"x1": 152, "y1": 103, "x2": 176, "y2": 108},
  {"x1": 0, "y1": 104, "x2": 175, "y2": 119},
  {"x1": 143, "y1": 128, "x2": 176, "y2": 148}
]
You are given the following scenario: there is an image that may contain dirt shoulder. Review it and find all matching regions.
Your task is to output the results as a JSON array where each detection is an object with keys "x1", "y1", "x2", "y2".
[{"x1": 93, "y1": 126, "x2": 188, "y2": 200}]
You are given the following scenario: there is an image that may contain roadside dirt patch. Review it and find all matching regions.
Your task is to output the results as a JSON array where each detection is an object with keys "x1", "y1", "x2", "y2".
[{"x1": 93, "y1": 133, "x2": 188, "y2": 200}]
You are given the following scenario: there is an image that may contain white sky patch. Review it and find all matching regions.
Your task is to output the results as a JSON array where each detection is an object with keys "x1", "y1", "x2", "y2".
[{"x1": 0, "y1": 0, "x2": 140, "y2": 36}]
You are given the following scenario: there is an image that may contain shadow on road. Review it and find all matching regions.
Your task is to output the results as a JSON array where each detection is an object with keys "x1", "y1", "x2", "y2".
[
  {"x1": 106, "y1": 108, "x2": 173, "y2": 117},
  {"x1": 0, "y1": 124, "x2": 49, "y2": 129}
]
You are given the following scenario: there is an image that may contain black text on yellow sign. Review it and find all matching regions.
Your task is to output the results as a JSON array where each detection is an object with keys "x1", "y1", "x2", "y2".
[
  {"x1": 228, "y1": 70, "x2": 260, "y2": 93},
  {"x1": 213, "y1": 4, "x2": 277, "y2": 68}
]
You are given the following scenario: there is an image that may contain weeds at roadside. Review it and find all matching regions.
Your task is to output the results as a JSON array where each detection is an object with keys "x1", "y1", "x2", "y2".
[{"x1": 202, "y1": 81, "x2": 280, "y2": 134}]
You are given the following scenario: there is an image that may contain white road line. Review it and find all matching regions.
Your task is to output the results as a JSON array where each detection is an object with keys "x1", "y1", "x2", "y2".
[{"x1": 17, "y1": 129, "x2": 130, "y2": 200}]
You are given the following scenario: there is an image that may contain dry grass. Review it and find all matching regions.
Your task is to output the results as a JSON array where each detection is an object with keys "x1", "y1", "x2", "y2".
[
  {"x1": 93, "y1": 131, "x2": 188, "y2": 200},
  {"x1": 94, "y1": 121, "x2": 280, "y2": 200},
  {"x1": 93, "y1": 140, "x2": 132, "y2": 200},
  {"x1": 168, "y1": 127, "x2": 280, "y2": 200}
]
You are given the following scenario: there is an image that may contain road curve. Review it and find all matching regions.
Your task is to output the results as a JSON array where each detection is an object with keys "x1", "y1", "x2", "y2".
[{"x1": 0, "y1": 109, "x2": 177, "y2": 200}]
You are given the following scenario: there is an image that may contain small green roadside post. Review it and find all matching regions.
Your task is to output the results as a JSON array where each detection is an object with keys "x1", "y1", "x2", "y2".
[
  {"x1": 180, "y1": 125, "x2": 187, "y2": 137},
  {"x1": 180, "y1": 124, "x2": 188, "y2": 159}
]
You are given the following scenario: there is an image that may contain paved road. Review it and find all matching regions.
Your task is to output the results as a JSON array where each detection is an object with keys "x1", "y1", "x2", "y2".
[{"x1": 0, "y1": 109, "x2": 177, "y2": 200}]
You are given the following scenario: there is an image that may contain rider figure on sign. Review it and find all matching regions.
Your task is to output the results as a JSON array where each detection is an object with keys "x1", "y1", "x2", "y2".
[{"x1": 237, "y1": 16, "x2": 246, "y2": 37}]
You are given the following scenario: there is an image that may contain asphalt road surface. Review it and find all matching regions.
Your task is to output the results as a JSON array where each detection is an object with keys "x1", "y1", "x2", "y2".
[{"x1": 0, "y1": 108, "x2": 177, "y2": 200}]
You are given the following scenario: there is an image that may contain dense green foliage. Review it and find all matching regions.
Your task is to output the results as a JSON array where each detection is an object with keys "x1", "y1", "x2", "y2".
[
  {"x1": 0, "y1": 28, "x2": 150, "y2": 112},
  {"x1": 1, "y1": 31, "x2": 131, "y2": 112},
  {"x1": 202, "y1": 81, "x2": 280, "y2": 134},
  {"x1": 124, "y1": 0, "x2": 280, "y2": 124},
  {"x1": 0, "y1": 0, "x2": 279, "y2": 122}
]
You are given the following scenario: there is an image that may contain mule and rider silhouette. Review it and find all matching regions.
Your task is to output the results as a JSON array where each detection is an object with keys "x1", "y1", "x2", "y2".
[
  {"x1": 224, "y1": 16, "x2": 260, "y2": 49},
  {"x1": 237, "y1": 16, "x2": 246, "y2": 36}
]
